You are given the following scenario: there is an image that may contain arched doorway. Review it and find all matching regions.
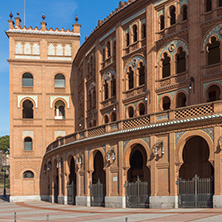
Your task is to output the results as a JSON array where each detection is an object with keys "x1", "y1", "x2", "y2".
[
  {"x1": 54, "y1": 163, "x2": 59, "y2": 204},
  {"x1": 126, "y1": 144, "x2": 150, "y2": 208},
  {"x1": 178, "y1": 136, "x2": 214, "y2": 208},
  {"x1": 91, "y1": 151, "x2": 106, "y2": 207},
  {"x1": 67, "y1": 157, "x2": 76, "y2": 205}
]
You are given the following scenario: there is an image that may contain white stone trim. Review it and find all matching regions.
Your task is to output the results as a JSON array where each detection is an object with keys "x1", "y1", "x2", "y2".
[
  {"x1": 121, "y1": 8, "x2": 146, "y2": 26},
  {"x1": 48, "y1": 56, "x2": 72, "y2": 61},
  {"x1": 213, "y1": 195, "x2": 222, "y2": 208},
  {"x1": 150, "y1": 196, "x2": 178, "y2": 208},
  {"x1": 7, "y1": 29, "x2": 80, "y2": 37},
  {"x1": 18, "y1": 95, "x2": 38, "y2": 108},
  {"x1": 99, "y1": 27, "x2": 116, "y2": 42},
  {"x1": 50, "y1": 96, "x2": 70, "y2": 109},
  {"x1": 85, "y1": 44, "x2": 96, "y2": 57},
  {"x1": 15, "y1": 55, "x2": 40, "y2": 60},
  {"x1": 22, "y1": 131, "x2": 34, "y2": 139},
  {"x1": 10, "y1": 195, "x2": 41, "y2": 202},
  {"x1": 54, "y1": 131, "x2": 66, "y2": 139},
  {"x1": 105, "y1": 196, "x2": 126, "y2": 208}
]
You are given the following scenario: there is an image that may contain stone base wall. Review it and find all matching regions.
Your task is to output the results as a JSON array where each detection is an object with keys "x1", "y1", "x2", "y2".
[
  {"x1": 76, "y1": 196, "x2": 90, "y2": 206},
  {"x1": 10, "y1": 195, "x2": 41, "y2": 202},
  {"x1": 105, "y1": 196, "x2": 126, "y2": 208},
  {"x1": 149, "y1": 196, "x2": 178, "y2": 208}
]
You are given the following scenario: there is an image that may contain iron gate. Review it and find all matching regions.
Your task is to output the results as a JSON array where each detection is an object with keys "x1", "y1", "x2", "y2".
[
  {"x1": 178, "y1": 175, "x2": 214, "y2": 208},
  {"x1": 54, "y1": 182, "x2": 58, "y2": 203},
  {"x1": 125, "y1": 176, "x2": 149, "y2": 208},
  {"x1": 67, "y1": 181, "x2": 76, "y2": 205},
  {"x1": 90, "y1": 179, "x2": 105, "y2": 207}
]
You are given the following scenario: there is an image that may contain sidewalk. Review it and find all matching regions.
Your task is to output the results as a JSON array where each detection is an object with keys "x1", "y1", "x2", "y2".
[{"x1": 0, "y1": 200, "x2": 222, "y2": 221}]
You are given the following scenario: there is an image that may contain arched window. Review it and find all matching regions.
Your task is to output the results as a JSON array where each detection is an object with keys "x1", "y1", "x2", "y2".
[
  {"x1": 23, "y1": 170, "x2": 34, "y2": 179},
  {"x1": 126, "y1": 32, "x2": 130, "y2": 46},
  {"x1": 92, "y1": 87, "x2": 96, "y2": 107},
  {"x1": 113, "y1": 40, "x2": 116, "y2": 57},
  {"x1": 207, "y1": 85, "x2": 221, "y2": 102},
  {"x1": 176, "y1": 47, "x2": 186, "y2": 74},
  {"x1": 24, "y1": 137, "x2": 32, "y2": 151},
  {"x1": 170, "y1": 6, "x2": 176, "y2": 25},
  {"x1": 23, "y1": 100, "x2": 33, "y2": 119},
  {"x1": 89, "y1": 92, "x2": 92, "y2": 109},
  {"x1": 133, "y1": 25, "x2": 138, "y2": 42},
  {"x1": 89, "y1": 122, "x2": 92, "y2": 128},
  {"x1": 111, "y1": 75, "x2": 116, "y2": 97},
  {"x1": 22, "y1": 73, "x2": 33, "y2": 87},
  {"x1": 182, "y1": 5, "x2": 187, "y2": 21},
  {"x1": 219, "y1": 0, "x2": 222, "y2": 7},
  {"x1": 54, "y1": 100, "x2": 65, "y2": 119},
  {"x1": 162, "y1": 53, "x2": 171, "y2": 78},
  {"x1": 206, "y1": 0, "x2": 212, "y2": 12},
  {"x1": 139, "y1": 103, "x2": 145, "y2": 116},
  {"x1": 104, "y1": 115, "x2": 109, "y2": 124},
  {"x1": 55, "y1": 74, "x2": 65, "y2": 88},
  {"x1": 176, "y1": 92, "x2": 187, "y2": 108},
  {"x1": 160, "y1": 15, "x2": 165, "y2": 30},
  {"x1": 103, "y1": 48, "x2": 106, "y2": 61},
  {"x1": 162, "y1": 96, "x2": 171, "y2": 110},
  {"x1": 110, "y1": 112, "x2": 116, "y2": 122},
  {"x1": 142, "y1": 24, "x2": 146, "y2": 39},
  {"x1": 128, "y1": 67, "x2": 134, "y2": 89},
  {"x1": 139, "y1": 62, "x2": 145, "y2": 85},
  {"x1": 208, "y1": 37, "x2": 220, "y2": 65},
  {"x1": 128, "y1": 106, "x2": 134, "y2": 118},
  {"x1": 107, "y1": 41, "x2": 111, "y2": 58},
  {"x1": 104, "y1": 80, "x2": 109, "y2": 100},
  {"x1": 93, "y1": 120, "x2": 96, "y2": 127}
]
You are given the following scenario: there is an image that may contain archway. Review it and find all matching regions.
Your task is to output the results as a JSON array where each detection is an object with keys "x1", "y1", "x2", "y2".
[
  {"x1": 67, "y1": 156, "x2": 76, "y2": 205},
  {"x1": 126, "y1": 144, "x2": 150, "y2": 208},
  {"x1": 91, "y1": 151, "x2": 106, "y2": 206},
  {"x1": 54, "y1": 162, "x2": 59, "y2": 204},
  {"x1": 178, "y1": 136, "x2": 214, "y2": 208}
]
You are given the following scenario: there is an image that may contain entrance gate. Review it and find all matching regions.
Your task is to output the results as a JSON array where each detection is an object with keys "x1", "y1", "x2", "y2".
[
  {"x1": 90, "y1": 179, "x2": 105, "y2": 207},
  {"x1": 67, "y1": 181, "x2": 76, "y2": 205},
  {"x1": 125, "y1": 176, "x2": 149, "y2": 208},
  {"x1": 178, "y1": 175, "x2": 214, "y2": 208},
  {"x1": 54, "y1": 182, "x2": 58, "y2": 203}
]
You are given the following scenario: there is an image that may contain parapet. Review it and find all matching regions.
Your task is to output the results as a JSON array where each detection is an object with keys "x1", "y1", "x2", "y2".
[{"x1": 7, "y1": 11, "x2": 81, "y2": 37}]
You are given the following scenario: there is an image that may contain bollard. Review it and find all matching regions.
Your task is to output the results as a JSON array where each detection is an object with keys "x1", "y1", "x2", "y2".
[
  {"x1": 47, "y1": 215, "x2": 49, "y2": 222},
  {"x1": 14, "y1": 212, "x2": 16, "y2": 222},
  {"x1": 125, "y1": 217, "x2": 128, "y2": 222}
]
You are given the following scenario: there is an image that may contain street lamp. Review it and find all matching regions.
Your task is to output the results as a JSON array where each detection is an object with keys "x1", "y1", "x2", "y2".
[{"x1": 1, "y1": 168, "x2": 9, "y2": 200}]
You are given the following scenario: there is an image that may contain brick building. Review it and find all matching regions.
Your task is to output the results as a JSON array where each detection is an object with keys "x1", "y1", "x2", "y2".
[{"x1": 7, "y1": 0, "x2": 222, "y2": 208}]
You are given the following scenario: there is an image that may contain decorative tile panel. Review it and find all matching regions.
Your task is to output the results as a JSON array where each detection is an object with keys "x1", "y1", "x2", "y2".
[
  {"x1": 48, "y1": 44, "x2": 55, "y2": 55},
  {"x1": 50, "y1": 96, "x2": 69, "y2": 108},
  {"x1": 142, "y1": 137, "x2": 150, "y2": 148},
  {"x1": 123, "y1": 140, "x2": 130, "y2": 151},
  {"x1": 18, "y1": 95, "x2": 38, "y2": 108},
  {"x1": 22, "y1": 131, "x2": 34, "y2": 139},
  {"x1": 33, "y1": 43, "x2": 40, "y2": 55},
  {"x1": 175, "y1": 131, "x2": 187, "y2": 147},
  {"x1": 16, "y1": 42, "x2": 23, "y2": 54},
  {"x1": 56, "y1": 44, "x2": 63, "y2": 56},
  {"x1": 180, "y1": 0, "x2": 188, "y2": 7},
  {"x1": 202, "y1": 128, "x2": 214, "y2": 143},
  {"x1": 102, "y1": 70, "x2": 116, "y2": 83},
  {"x1": 24, "y1": 43, "x2": 31, "y2": 55},
  {"x1": 54, "y1": 131, "x2": 66, "y2": 139},
  {"x1": 125, "y1": 56, "x2": 146, "y2": 74},
  {"x1": 65, "y1": 45, "x2": 71, "y2": 56}
]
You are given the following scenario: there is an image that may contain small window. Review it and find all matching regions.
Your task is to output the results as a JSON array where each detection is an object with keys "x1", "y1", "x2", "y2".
[
  {"x1": 206, "y1": 0, "x2": 212, "y2": 12},
  {"x1": 55, "y1": 100, "x2": 65, "y2": 119},
  {"x1": 104, "y1": 80, "x2": 109, "y2": 100},
  {"x1": 162, "y1": 53, "x2": 171, "y2": 78},
  {"x1": 139, "y1": 103, "x2": 145, "y2": 116},
  {"x1": 142, "y1": 24, "x2": 146, "y2": 39},
  {"x1": 182, "y1": 5, "x2": 187, "y2": 21},
  {"x1": 133, "y1": 25, "x2": 138, "y2": 42},
  {"x1": 92, "y1": 87, "x2": 96, "y2": 108},
  {"x1": 111, "y1": 112, "x2": 116, "y2": 122},
  {"x1": 126, "y1": 32, "x2": 130, "y2": 47},
  {"x1": 104, "y1": 115, "x2": 109, "y2": 124},
  {"x1": 113, "y1": 40, "x2": 116, "y2": 57},
  {"x1": 176, "y1": 93, "x2": 187, "y2": 108},
  {"x1": 176, "y1": 48, "x2": 186, "y2": 74},
  {"x1": 23, "y1": 100, "x2": 33, "y2": 119},
  {"x1": 207, "y1": 85, "x2": 221, "y2": 102},
  {"x1": 128, "y1": 106, "x2": 134, "y2": 118},
  {"x1": 24, "y1": 137, "x2": 32, "y2": 151},
  {"x1": 23, "y1": 170, "x2": 34, "y2": 179},
  {"x1": 103, "y1": 48, "x2": 106, "y2": 61},
  {"x1": 55, "y1": 74, "x2": 65, "y2": 88},
  {"x1": 170, "y1": 6, "x2": 176, "y2": 25},
  {"x1": 219, "y1": 0, "x2": 222, "y2": 7},
  {"x1": 128, "y1": 67, "x2": 134, "y2": 89},
  {"x1": 208, "y1": 37, "x2": 220, "y2": 65},
  {"x1": 163, "y1": 96, "x2": 171, "y2": 110},
  {"x1": 22, "y1": 73, "x2": 33, "y2": 87},
  {"x1": 111, "y1": 75, "x2": 116, "y2": 97},
  {"x1": 139, "y1": 62, "x2": 145, "y2": 85},
  {"x1": 107, "y1": 42, "x2": 111, "y2": 58},
  {"x1": 160, "y1": 15, "x2": 165, "y2": 30}
]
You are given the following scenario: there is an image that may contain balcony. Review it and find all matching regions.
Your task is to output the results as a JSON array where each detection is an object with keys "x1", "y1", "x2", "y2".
[{"x1": 46, "y1": 101, "x2": 222, "y2": 153}]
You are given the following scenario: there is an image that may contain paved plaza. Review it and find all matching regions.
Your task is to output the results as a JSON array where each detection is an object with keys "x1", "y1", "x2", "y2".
[{"x1": 1, "y1": 198, "x2": 222, "y2": 221}]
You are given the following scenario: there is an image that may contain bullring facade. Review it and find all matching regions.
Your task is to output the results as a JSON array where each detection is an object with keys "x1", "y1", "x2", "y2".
[{"x1": 7, "y1": 0, "x2": 222, "y2": 208}]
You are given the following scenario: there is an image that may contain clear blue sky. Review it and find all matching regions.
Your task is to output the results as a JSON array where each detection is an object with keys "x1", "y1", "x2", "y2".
[{"x1": 0, "y1": 0, "x2": 120, "y2": 137}]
